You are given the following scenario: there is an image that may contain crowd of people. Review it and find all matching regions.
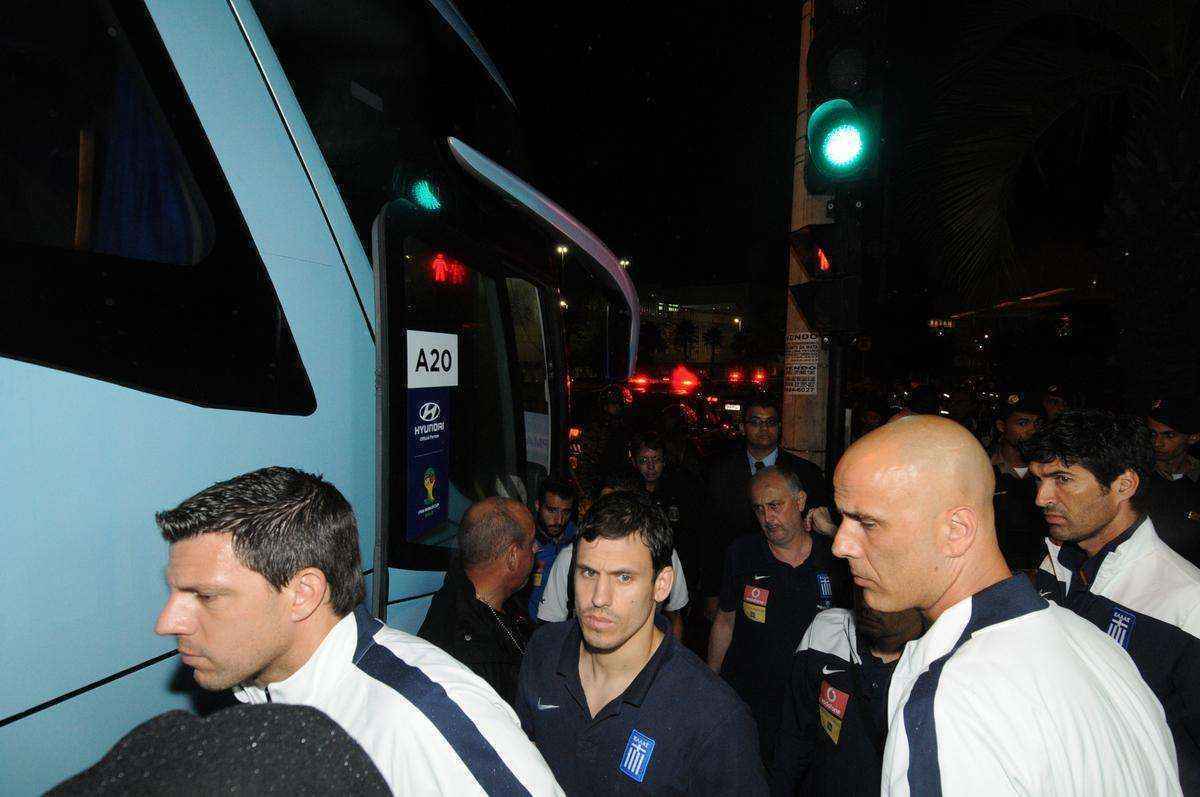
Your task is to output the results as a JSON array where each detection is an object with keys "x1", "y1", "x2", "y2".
[{"x1": 52, "y1": 384, "x2": 1200, "y2": 795}]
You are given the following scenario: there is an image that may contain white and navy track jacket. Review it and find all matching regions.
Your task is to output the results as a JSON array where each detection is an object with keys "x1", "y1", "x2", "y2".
[
  {"x1": 882, "y1": 575, "x2": 1180, "y2": 796},
  {"x1": 1038, "y1": 516, "x2": 1200, "y2": 791},
  {"x1": 235, "y1": 606, "x2": 563, "y2": 796}
]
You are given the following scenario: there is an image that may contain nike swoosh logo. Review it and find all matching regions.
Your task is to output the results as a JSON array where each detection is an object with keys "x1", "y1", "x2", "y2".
[
  {"x1": 1039, "y1": 591, "x2": 1052, "y2": 598},
  {"x1": 536, "y1": 700, "x2": 559, "y2": 710},
  {"x1": 753, "y1": 574, "x2": 769, "y2": 581},
  {"x1": 822, "y1": 666, "x2": 845, "y2": 675}
]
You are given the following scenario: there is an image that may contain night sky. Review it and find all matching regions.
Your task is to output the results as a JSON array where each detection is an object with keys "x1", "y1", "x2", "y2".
[{"x1": 463, "y1": 2, "x2": 805, "y2": 288}]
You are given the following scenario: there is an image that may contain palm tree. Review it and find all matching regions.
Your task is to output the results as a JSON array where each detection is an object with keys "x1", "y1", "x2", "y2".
[
  {"x1": 702, "y1": 323, "x2": 726, "y2": 364},
  {"x1": 673, "y1": 319, "x2": 699, "y2": 361},
  {"x1": 898, "y1": 1, "x2": 1200, "y2": 403},
  {"x1": 639, "y1": 319, "x2": 666, "y2": 362}
]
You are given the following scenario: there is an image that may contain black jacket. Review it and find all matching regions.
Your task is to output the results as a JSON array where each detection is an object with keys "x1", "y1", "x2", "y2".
[
  {"x1": 992, "y1": 468, "x2": 1048, "y2": 571},
  {"x1": 417, "y1": 564, "x2": 532, "y2": 706},
  {"x1": 645, "y1": 469, "x2": 705, "y2": 592},
  {"x1": 702, "y1": 448, "x2": 829, "y2": 597},
  {"x1": 771, "y1": 609, "x2": 894, "y2": 796},
  {"x1": 1144, "y1": 475, "x2": 1200, "y2": 566}
]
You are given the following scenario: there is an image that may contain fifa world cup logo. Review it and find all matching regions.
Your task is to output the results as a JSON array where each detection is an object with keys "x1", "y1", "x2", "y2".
[{"x1": 423, "y1": 468, "x2": 438, "y2": 505}]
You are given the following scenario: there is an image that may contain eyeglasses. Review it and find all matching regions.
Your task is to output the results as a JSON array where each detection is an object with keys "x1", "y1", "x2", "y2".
[{"x1": 745, "y1": 417, "x2": 780, "y2": 428}]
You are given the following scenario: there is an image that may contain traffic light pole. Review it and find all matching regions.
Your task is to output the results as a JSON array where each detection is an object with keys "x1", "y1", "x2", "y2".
[
  {"x1": 824, "y1": 190, "x2": 862, "y2": 468},
  {"x1": 824, "y1": 334, "x2": 847, "y2": 467}
]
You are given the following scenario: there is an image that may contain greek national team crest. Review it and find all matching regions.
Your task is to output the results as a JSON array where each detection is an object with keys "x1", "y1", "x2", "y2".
[
  {"x1": 1106, "y1": 606, "x2": 1137, "y2": 650},
  {"x1": 816, "y1": 572, "x2": 833, "y2": 609},
  {"x1": 619, "y1": 729, "x2": 656, "y2": 783}
]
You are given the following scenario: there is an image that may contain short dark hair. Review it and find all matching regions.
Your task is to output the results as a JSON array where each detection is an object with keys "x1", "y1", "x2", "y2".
[
  {"x1": 743, "y1": 396, "x2": 781, "y2": 420},
  {"x1": 576, "y1": 490, "x2": 673, "y2": 574},
  {"x1": 459, "y1": 500, "x2": 529, "y2": 567},
  {"x1": 538, "y1": 476, "x2": 579, "y2": 506},
  {"x1": 156, "y1": 467, "x2": 365, "y2": 616},
  {"x1": 628, "y1": 430, "x2": 667, "y2": 457},
  {"x1": 1022, "y1": 409, "x2": 1154, "y2": 507}
]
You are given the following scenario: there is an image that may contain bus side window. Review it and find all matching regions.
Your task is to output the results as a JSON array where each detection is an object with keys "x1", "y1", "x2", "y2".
[
  {"x1": 0, "y1": 1, "x2": 315, "y2": 415},
  {"x1": 506, "y1": 278, "x2": 551, "y2": 475}
]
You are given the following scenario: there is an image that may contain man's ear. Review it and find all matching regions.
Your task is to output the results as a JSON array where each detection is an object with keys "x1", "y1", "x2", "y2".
[
  {"x1": 1112, "y1": 469, "x2": 1139, "y2": 502},
  {"x1": 794, "y1": 490, "x2": 808, "y2": 514},
  {"x1": 653, "y1": 565, "x2": 674, "y2": 604},
  {"x1": 995, "y1": 419, "x2": 1005, "y2": 434},
  {"x1": 941, "y1": 506, "x2": 978, "y2": 559},
  {"x1": 288, "y1": 567, "x2": 329, "y2": 622}
]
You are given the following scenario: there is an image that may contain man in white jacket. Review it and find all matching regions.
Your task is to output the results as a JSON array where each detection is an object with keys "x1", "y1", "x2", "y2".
[
  {"x1": 832, "y1": 416, "x2": 1180, "y2": 796},
  {"x1": 154, "y1": 466, "x2": 561, "y2": 795},
  {"x1": 1026, "y1": 409, "x2": 1200, "y2": 792}
]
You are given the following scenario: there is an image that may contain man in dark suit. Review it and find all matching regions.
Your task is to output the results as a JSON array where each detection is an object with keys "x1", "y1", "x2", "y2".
[{"x1": 701, "y1": 397, "x2": 833, "y2": 617}]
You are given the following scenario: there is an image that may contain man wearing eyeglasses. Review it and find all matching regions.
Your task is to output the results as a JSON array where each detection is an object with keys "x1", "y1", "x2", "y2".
[{"x1": 701, "y1": 398, "x2": 833, "y2": 618}]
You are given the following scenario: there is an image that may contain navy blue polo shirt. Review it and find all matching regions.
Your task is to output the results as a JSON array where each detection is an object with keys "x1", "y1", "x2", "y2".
[
  {"x1": 515, "y1": 617, "x2": 768, "y2": 795},
  {"x1": 718, "y1": 532, "x2": 851, "y2": 759}
]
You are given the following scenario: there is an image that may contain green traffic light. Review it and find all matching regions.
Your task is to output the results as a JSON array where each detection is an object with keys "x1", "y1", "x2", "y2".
[
  {"x1": 808, "y1": 98, "x2": 871, "y2": 179},
  {"x1": 823, "y1": 123, "x2": 865, "y2": 169},
  {"x1": 411, "y1": 179, "x2": 442, "y2": 211}
]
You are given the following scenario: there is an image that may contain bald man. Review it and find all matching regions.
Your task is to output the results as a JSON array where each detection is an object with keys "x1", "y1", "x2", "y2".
[
  {"x1": 833, "y1": 416, "x2": 1181, "y2": 796},
  {"x1": 418, "y1": 498, "x2": 538, "y2": 706}
]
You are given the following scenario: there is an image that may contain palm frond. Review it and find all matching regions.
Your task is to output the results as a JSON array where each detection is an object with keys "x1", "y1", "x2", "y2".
[{"x1": 898, "y1": 40, "x2": 1157, "y2": 299}]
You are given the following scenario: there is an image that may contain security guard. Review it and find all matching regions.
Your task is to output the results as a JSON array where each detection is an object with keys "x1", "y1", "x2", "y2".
[
  {"x1": 1144, "y1": 398, "x2": 1200, "y2": 565},
  {"x1": 1026, "y1": 409, "x2": 1200, "y2": 793},
  {"x1": 770, "y1": 596, "x2": 925, "y2": 796},
  {"x1": 517, "y1": 491, "x2": 767, "y2": 795},
  {"x1": 707, "y1": 466, "x2": 850, "y2": 764},
  {"x1": 991, "y1": 391, "x2": 1048, "y2": 571}
]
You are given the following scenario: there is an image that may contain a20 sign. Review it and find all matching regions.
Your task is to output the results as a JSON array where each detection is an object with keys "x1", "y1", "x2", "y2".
[{"x1": 407, "y1": 330, "x2": 458, "y2": 389}]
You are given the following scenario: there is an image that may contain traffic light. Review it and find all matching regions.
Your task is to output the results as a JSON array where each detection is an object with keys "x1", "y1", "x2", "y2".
[
  {"x1": 789, "y1": 225, "x2": 860, "y2": 334},
  {"x1": 808, "y1": 98, "x2": 873, "y2": 181},
  {"x1": 803, "y1": 0, "x2": 885, "y2": 193}
]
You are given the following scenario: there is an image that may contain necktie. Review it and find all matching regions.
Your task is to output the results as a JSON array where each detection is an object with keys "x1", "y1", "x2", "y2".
[{"x1": 754, "y1": 460, "x2": 765, "y2": 472}]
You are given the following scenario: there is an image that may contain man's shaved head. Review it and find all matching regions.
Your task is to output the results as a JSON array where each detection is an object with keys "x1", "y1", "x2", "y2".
[{"x1": 832, "y1": 416, "x2": 1005, "y2": 618}]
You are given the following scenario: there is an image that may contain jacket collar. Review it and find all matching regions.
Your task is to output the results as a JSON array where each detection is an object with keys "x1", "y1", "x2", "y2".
[
  {"x1": 898, "y1": 575, "x2": 1045, "y2": 677},
  {"x1": 1044, "y1": 515, "x2": 1157, "y2": 589},
  {"x1": 234, "y1": 606, "x2": 374, "y2": 707}
]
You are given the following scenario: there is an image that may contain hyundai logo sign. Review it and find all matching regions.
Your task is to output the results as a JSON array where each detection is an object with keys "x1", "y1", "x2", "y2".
[{"x1": 418, "y1": 402, "x2": 441, "y2": 422}]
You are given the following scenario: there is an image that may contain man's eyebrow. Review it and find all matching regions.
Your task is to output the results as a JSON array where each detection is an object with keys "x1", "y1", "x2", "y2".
[
  {"x1": 841, "y1": 510, "x2": 881, "y2": 523},
  {"x1": 575, "y1": 562, "x2": 636, "y2": 576}
]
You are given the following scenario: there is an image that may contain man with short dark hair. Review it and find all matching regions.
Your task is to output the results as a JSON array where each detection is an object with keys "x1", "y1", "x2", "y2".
[
  {"x1": 419, "y1": 497, "x2": 538, "y2": 705},
  {"x1": 525, "y1": 478, "x2": 579, "y2": 617},
  {"x1": 701, "y1": 398, "x2": 832, "y2": 613},
  {"x1": 630, "y1": 430, "x2": 702, "y2": 594},
  {"x1": 991, "y1": 391, "x2": 1048, "y2": 570},
  {"x1": 1025, "y1": 410, "x2": 1200, "y2": 791},
  {"x1": 1144, "y1": 398, "x2": 1200, "y2": 565},
  {"x1": 155, "y1": 467, "x2": 561, "y2": 795},
  {"x1": 516, "y1": 491, "x2": 767, "y2": 794},
  {"x1": 707, "y1": 466, "x2": 850, "y2": 764}
]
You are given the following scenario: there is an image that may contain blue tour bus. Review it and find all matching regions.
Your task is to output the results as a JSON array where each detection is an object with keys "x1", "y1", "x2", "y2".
[{"x1": 0, "y1": 1, "x2": 637, "y2": 790}]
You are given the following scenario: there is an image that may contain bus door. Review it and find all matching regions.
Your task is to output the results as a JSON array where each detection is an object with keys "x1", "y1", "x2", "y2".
[{"x1": 371, "y1": 201, "x2": 558, "y2": 614}]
